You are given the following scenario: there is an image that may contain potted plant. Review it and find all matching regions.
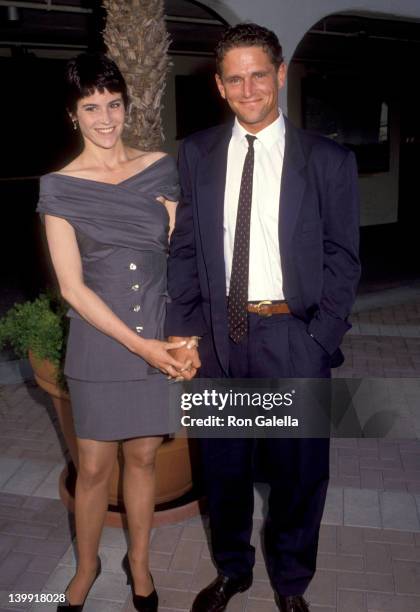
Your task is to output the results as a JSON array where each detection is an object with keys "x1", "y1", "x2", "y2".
[{"x1": 0, "y1": 293, "x2": 197, "y2": 524}]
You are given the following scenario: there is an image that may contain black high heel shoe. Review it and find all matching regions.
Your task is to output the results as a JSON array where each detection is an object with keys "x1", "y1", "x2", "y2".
[
  {"x1": 57, "y1": 557, "x2": 101, "y2": 610},
  {"x1": 122, "y1": 553, "x2": 158, "y2": 612}
]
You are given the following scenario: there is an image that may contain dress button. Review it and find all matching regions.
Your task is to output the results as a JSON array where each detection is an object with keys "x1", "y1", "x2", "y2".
[
  {"x1": 129, "y1": 263, "x2": 137, "y2": 271},
  {"x1": 131, "y1": 284, "x2": 140, "y2": 291},
  {"x1": 136, "y1": 326, "x2": 143, "y2": 333},
  {"x1": 133, "y1": 305, "x2": 141, "y2": 312}
]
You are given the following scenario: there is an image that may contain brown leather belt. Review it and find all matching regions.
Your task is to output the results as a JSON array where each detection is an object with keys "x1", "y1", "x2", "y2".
[{"x1": 247, "y1": 300, "x2": 290, "y2": 317}]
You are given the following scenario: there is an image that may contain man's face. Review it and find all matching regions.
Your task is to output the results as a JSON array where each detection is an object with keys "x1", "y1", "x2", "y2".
[{"x1": 215, "y1": 45, "x2": 286, "y2": 133}]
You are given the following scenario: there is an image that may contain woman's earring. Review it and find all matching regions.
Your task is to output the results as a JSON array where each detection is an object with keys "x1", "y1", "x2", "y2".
[{"x1": 72, "y1": 118, "x2": 78, "y2": 131}]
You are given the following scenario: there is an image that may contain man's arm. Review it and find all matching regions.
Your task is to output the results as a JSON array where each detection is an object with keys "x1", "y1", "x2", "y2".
[
  {"x1": 165, "y1": 140, "x2": 207, "y2": 338},
  {"x1": 166, "y1": 140, "x2": 207, "y2": 378},
  {"x1": 308, "y1": 150, "x2": 361, "y2": 355}
]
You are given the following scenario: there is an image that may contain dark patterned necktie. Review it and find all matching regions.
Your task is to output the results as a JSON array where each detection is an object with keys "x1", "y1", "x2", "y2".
[{"x1": 228, "y1": 134, "x2": 256, "y2": 343}]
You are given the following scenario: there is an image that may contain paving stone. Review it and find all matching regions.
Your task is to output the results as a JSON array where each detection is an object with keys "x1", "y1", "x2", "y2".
[
  {"x1": 363, "y1": 527, "x2": 415, "y2": 545},
  {"x1": 0, "y1": 459, "x2": 24, "y2": 489},
  {"x1": 393, "y1": 559, "x2": 420, "y2": 595},
  {"x1": 317, "y1": 552, "x2": 364, "y2": 572},
  {"x1": 223, "y1": 590, "x2": 248, "y2": 612},
  {"x1": 84, "y1": 600, "x2": 125, "y2": 612},
  {"x1": 401, "y1": 453, "x2": 420, "y2": 471},
  {"x1": 21, "y1": 497, "x2": 63, "y2": 516},
  {"x1": 414, "y1": 493, "x2": 420, "y2": 516},
  {"x1": 0, "y1": 494, "x2": 23, "y2": 508},
  {"x1": 337, "y1": 526, "x2": 364, "y2": 555},
  {"x1": 0, "y1": 552, "x2": 32, "y2": 588},
  {"x1": 87, "y1": 571, "x2": 128, "y2": 602},
  {"x1": 249, "y1": 580, "x2": 273, "y2": 600},
  {"x1": 390, "y1": 543, "x2": 420, "y2": 562},
  {"x1": 367, "y1": 592, "x2": 420, "y2": 611},
  {"x1": 360, "y1": 468, "x2": 384, "y2": 489},
  {"x1": 337, "y1": 571, "x2": 394, "y2": 592},
  {"x1": 383, "y1": 478, "x2": 408, "y2": 492},
  {"x1": 338, "y1": 589, "x2": 366, "y2": 612},
  {"x1": 13, "y1": 537, "x2": 70, "y2": 558},
  {"x1": 322, "y1": 487, "x2": 343, "y2": 526},
  {"x1": 26, "y1": 555, "x2": 60, "y2": 574},
  {"x1": 0, "y1": 535, "x2": 16, "y2": 563},
  {"x1": 253, "y1": 562, "x2": 270, "y2": 581},
  {"x1": 180, "y1": 520, "x2": 209, "y2": 543},
  {"x1": 338, "y1": 455, "x2": 360, "y2": 477},
  {"x1": 305, "y1": 570, "x2": 336, "y2": 607},
  {"x1": 365, "y1": 542, "x2": 392, "y2": 573},
  {"x1": 150, "y1": 526, "x2": 182, "y2": 554},
  {"x1": 190, "y1": 557, "x2": 217, "y2": 592},
  {"x1": 0, "y1": 600, "x2": 29, "y2": 612},
  {"x1": 157, "y1": 587, "x2": 194, "y2": 610},
  {"x1": 100, "y1": 527, "x2": 128, "y2": 550},
  {"x1": 380, "y1": 491, "x2": 420, "y2": 531},
  {"x1": 170, "y1": 539, "x2": 203, "y2": 573},
  {"x1": 60, "y1": 543, "x2": 127, "y2": 574},
  {"x1": 99, "y1": 546, "x2": 127, "y2": 574},
  {"x1": 318, "y1": 525, "x2": 337, "y2": 554},
  {"x1": 343, "y1": 488, "x2": 381, "y2": 528},
  {"x1": 2, "y1": 460, "x2": 57, "y2": 497},
  {"x1": 31, "y1": 481, "x2": 60, "y2": 500},
  {"x1": 12, "y1": 572, "x2": 48, "y2": 592},
  {"x1": 152, "y1": 568, "x2": 193, "y2": 590},
  {"x1": 244, "y1": 599, "x2": 277, "y2": 612},
  {"x1": 43, "y1": 565, "x2": 74, "y2": 594},
  {"x1": 330, "y1": 475, "x2": 361, "y2": 489},
  {"x1": 46, "y1": 521, "x2": 74, "y2": 543},
  {"x1": 149, "y1": 551, "x2": 172, "y2": 571}
]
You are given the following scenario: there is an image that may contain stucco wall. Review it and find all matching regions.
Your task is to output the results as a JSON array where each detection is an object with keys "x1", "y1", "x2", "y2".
[{"x1": 197, "y1": 0, "x2": 420, "y2": 226}]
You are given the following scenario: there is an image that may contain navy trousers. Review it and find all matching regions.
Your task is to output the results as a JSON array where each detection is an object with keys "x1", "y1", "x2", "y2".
[{"x1": 199, "y1": 313, "x2": 330, "y2": 596}]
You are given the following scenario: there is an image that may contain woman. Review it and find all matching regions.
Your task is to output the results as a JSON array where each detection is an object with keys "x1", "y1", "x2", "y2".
[{"x1": 37, "y1": 53, "x2": 188, "y2": 611}]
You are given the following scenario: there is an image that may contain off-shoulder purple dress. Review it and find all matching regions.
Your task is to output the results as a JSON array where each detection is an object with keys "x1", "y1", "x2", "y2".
[{"x1": 37, "y1": 155, "x2": 180, "y2": 440}]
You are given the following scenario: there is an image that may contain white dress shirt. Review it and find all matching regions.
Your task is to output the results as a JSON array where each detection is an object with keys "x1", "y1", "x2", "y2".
[{"x1": 224, "y1": 113, "x2": 285, "y2": 301}]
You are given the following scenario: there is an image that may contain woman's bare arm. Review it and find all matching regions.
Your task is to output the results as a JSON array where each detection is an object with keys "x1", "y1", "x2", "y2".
[{"x1": 45, "y1": 215, "x2": 185, "y2": 375}]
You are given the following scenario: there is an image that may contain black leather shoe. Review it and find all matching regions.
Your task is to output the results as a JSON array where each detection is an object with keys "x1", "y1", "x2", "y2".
[
  {"x1": 275, "y1": 593, "x2": 310, "y2": 612},
  {"x1": 122, "y1": 553, "x2": 158, "y2": 612},
  {"x1": 191, "y1": 574, "x2": 252, "y2": 612}
]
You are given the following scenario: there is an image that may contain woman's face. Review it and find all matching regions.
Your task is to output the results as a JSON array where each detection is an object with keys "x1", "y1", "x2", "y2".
[{"x1": 72, "y1": 88, "x2": 125, "y2": 149}]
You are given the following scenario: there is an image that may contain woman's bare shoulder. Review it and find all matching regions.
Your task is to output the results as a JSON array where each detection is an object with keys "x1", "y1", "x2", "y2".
[{"x1": 53, "y1": 156, "x2": 85, "y2": 177}]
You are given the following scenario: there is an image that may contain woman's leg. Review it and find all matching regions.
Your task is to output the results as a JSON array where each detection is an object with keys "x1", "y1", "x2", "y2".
[
  {"x1": 66, "y1": 438, "x2": 118, "y2": 604},
  {"x1": 122, "y1": 436, "x2": 163, "y2": 595}
]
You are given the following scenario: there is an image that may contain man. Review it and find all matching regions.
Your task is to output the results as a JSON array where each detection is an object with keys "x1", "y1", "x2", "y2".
[{"x1": 166, "y1": 23, "x2": 360, "y2": 612}]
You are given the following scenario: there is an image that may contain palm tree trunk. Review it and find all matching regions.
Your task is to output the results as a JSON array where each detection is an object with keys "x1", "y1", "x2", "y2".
[{"x1": 102, "y1": 0, "x2": 170, "y2": 150}]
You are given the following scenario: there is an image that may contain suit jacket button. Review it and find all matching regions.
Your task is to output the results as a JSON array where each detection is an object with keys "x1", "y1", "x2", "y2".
[
  {"x1": 133, "y1": 305, "x2": 141, "y2": 312},
  {"x1": 129, "y1": 263, "x2": 137, "y2": 271},
  {"x1": 131, "y1": 283, "x2": 140, "y2": 291},
  {"x1": 136, "y1": 325, "x2": 143, "y2": 333}
]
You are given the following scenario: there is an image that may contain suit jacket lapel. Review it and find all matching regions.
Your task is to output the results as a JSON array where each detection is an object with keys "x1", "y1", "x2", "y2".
[{"x1": 279, "y1": 118, "x2": 307, "y2": 262}]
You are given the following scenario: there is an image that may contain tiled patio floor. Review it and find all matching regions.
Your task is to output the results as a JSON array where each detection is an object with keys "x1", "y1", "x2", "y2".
[{"x1": 1, "y1": 284, "x2": 420, "y2": 612}]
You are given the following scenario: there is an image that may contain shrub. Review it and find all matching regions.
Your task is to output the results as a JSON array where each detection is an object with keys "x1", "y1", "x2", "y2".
[{"x1": 0, "y1": 292, "x2": 68, "y2": 386}]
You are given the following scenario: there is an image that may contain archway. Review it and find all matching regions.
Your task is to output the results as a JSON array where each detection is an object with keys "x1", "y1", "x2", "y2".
[
  {"x1": 162, "y1": 0, "x2": 228, "y2": 153},
  {"x1": 288, "y1": 12, "x2": 420, "y2": 287}
]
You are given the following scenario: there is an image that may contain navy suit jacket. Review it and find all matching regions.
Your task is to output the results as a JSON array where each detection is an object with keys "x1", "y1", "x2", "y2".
[{"x1": 165, "y1": 117, "x2": 361, "y2": 375}]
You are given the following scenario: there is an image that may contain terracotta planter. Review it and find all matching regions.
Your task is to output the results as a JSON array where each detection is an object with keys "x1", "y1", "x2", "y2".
[{"x1": 28, "y1": 351, "x2": 196, "y2": 509}]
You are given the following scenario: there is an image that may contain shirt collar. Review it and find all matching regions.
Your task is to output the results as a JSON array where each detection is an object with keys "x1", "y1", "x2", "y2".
[{"x1": 232, "y1": 112, "x2": 285, "y2": 150}]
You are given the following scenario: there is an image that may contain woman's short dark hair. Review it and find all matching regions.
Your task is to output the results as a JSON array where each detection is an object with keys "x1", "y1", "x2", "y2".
[
  {"x1": 65, "y1": 53, "x2": 129, "y2": 114},
  {"x1": 215, "y1": 23, "x2": 283, "y2": 75}
]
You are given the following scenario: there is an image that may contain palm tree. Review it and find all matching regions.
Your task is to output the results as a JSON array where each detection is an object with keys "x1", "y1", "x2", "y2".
[{"x1": 102, "y1": 0, "x2": 170, "y2": 150}]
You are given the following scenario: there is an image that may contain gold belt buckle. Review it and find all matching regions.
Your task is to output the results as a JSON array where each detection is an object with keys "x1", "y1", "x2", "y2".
[{"x1": 256, "y1": 300, "x2": 273, "y2": 317}]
